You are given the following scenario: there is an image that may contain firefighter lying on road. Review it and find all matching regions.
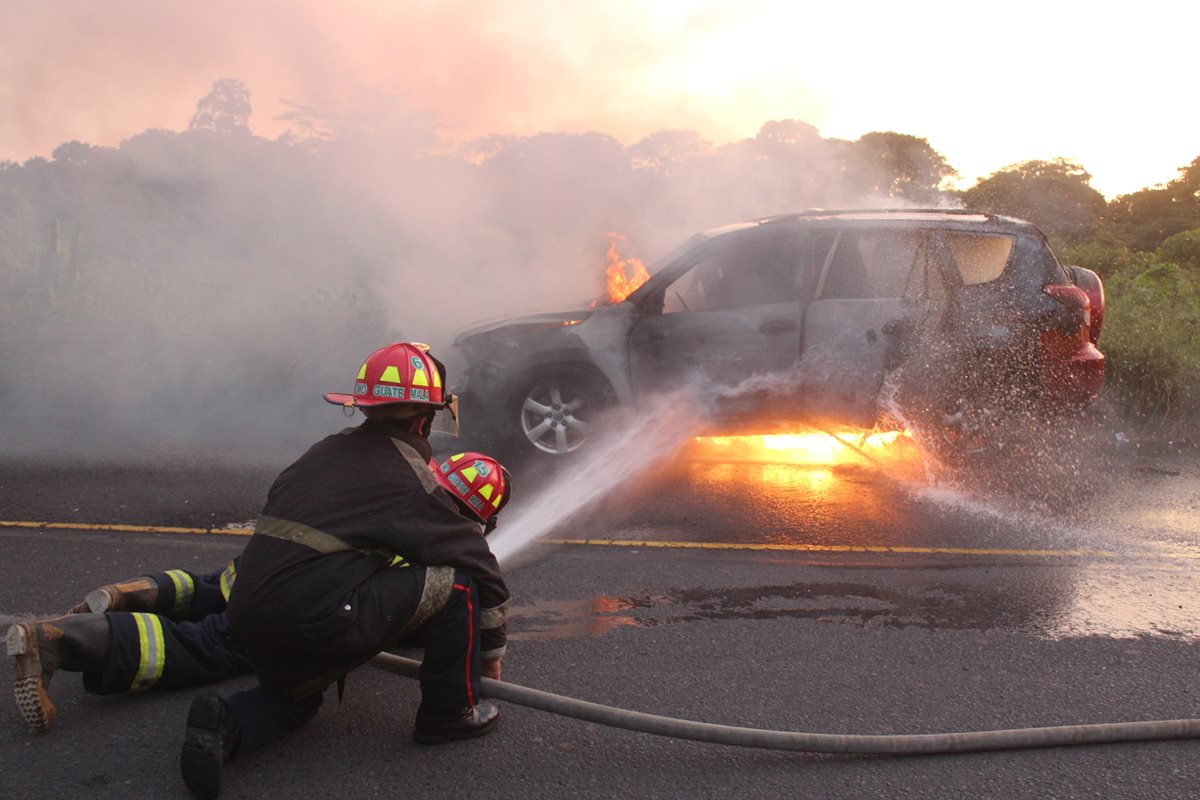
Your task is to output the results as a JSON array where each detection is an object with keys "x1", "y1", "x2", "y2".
[{"x1": 8, "y1": 558, "x2": 248, "y2": 732}]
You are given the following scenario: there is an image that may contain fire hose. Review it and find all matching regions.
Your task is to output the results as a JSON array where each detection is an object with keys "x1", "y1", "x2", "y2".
[{"x1": 370, "y1": 653, "x2": 1200, "y2": 755}]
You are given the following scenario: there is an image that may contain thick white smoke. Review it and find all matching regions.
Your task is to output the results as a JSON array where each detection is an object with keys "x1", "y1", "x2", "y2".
[{"x1": 0, "y1": 80, "x2": 950, "y2": 462}]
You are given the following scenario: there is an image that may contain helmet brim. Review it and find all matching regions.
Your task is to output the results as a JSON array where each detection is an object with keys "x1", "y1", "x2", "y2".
[{"x1": 323, "y1": 392, "x2": 446, "y2": 409}]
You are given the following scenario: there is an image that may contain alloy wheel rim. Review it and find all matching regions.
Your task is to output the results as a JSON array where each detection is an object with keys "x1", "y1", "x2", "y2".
[{"x1": 519, "y1": 382, "x2": 591, "y2": 455}]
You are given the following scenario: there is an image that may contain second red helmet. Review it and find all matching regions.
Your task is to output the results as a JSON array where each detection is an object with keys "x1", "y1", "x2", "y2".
[{"x1": 435, "y1": 452, "x2": 512, "y2": 524}]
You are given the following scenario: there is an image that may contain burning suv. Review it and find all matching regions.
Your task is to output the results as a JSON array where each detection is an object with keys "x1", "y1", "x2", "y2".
[{"x1": 452, "y1": 210, "x2": 1105, "y2": 460}]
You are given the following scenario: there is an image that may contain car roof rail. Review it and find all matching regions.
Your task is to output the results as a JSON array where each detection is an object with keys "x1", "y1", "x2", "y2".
[{"x1": 759, "y1": 208, "x2": 990, "y2": 223}]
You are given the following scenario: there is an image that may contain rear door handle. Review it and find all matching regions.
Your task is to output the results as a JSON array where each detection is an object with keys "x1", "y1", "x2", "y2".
[{"x1": 759, "y1": 318, "x2": 798, "y2": 335}]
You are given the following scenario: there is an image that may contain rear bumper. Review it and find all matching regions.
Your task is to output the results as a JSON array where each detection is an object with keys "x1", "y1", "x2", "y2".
[{"x1": 1042, "y1": 341, "x2": 1105, "y2": 406}]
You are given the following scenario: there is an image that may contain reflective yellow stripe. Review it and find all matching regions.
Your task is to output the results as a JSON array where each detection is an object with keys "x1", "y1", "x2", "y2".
[
  {"x1": 380, "y1": 365, "x2": 402, "y2": 383},
  {"x1": 356, "y1": 363, "x2": 367, "y2": 380},
  {"x1": 219, "y1": 561, "x2": 237, "y2": 601},
  {"x1": 411, "y1": 368, "x2": 429, "y2": 387},
  {"x1": 431, "y1": 368, "x2": 442, "y2": 389},
  {"x1": 166, "y1": 570, "x2": 194, "y2": 616},
  {"x1": 133, "y1": 613, "x2": 148, "y2": 672},
  {"x1": 131, "y1": 613, "x2": 166, "y2": 691},
  {"x1": 167, "y1": 571, "x2": 184, "y2": 610},
  {"x1": 389, "y1": 555, "x2": 410, "y2": 568}
]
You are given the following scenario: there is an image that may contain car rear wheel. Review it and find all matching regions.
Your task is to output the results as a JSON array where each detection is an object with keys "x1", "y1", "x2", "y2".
[{"x1": 512, "y1": 369, "x2": 612, "y2": 458}]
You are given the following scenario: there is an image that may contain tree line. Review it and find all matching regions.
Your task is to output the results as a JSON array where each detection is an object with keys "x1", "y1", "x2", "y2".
[{"x1": 0, "y1": 79, "x2": 1196, "y2": 458}]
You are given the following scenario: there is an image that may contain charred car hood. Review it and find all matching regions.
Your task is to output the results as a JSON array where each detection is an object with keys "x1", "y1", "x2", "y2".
[{"x1": 453, "y1": 309, "x2": 596, "y2": 345}]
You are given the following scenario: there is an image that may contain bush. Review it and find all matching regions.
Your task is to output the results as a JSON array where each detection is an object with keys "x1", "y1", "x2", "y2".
[
  {"x1": 1100, "y1": 262, "x2": 1200, "y2": 431},
  {"x1": 1057, "y1": 241, "x2": 1153, "y2": 279},
  {"x1": 1156, "y1": 228, "x2": 1200, "y2": 272}
]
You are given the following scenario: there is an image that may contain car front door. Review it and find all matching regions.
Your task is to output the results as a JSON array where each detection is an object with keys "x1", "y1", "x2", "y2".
[
  {"x1": 628, "y1": 231, "x2": 809, "y2": 417},
  {"x1": 798, "y1": 227, "x2": 943, "y2": 427}
]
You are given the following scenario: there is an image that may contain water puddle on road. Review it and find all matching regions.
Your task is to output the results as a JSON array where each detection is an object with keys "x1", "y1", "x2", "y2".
[
  {"x1": 508, "y1": 580, "x2": 1056, "y2": 642},
  {"x1": 510, "y1": 564, "x2": 1200, "y2": 644},
  {"x1": 509, "y1": 584, "x2": 907, "y2": 643}
]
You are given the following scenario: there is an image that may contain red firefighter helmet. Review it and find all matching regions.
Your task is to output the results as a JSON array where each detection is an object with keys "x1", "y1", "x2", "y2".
[
  {"x1": 435, "y1": 452, "x2": 512, "y2": 524},
  {"x1": 324, "y1": 342, "x2": 447, "y2": 409}
]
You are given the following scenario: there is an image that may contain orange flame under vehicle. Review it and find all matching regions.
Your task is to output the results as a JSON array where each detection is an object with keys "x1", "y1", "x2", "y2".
[
  {"x1": 692, "y1": 429, "x2": 917, "y2": 467},
  {"x1": 452, "y1": 210, "x2": 1105, "y2": 462}
]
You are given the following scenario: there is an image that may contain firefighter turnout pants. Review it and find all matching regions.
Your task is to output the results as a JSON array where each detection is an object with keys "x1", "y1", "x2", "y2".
[
  {"x1": 85, "y1": 565, "x2": 251, "y2": 695},
  {"x1": 226, "y1": 568, "x2": 484, "y2": 755}
]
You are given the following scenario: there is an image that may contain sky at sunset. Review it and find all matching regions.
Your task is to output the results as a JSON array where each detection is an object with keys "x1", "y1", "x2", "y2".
[{"x1": 1, "y1": 0, "x2": 1195, "y2": 198}]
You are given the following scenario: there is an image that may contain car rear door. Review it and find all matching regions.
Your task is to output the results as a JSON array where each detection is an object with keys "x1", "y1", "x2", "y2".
[
  {"x1": 798, "y1": 227, "x2": 938, "y2": 427},
  {"x1": 628, "y1": 231, "x2": 809, "y2": 416}
]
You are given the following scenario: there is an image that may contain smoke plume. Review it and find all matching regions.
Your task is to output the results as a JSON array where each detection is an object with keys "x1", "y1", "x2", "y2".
[{"x1": 0, "y1": 77, "x2": 950, "y2": 462}]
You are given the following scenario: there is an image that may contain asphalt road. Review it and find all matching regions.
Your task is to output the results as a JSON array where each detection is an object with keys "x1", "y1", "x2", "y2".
[{"x1": 2, "y1": 438, "x2": 1200, "y2": 800}]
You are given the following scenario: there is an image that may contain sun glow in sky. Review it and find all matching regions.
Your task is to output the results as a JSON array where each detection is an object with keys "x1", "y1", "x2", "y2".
[{"x1": 1, "y1": 0, "x2": 1195, "y2": 197}]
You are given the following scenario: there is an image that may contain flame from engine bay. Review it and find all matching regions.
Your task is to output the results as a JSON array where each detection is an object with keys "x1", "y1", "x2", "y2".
[{"x1": 596, "y1": 232, "x2": 650, "y2": 305}]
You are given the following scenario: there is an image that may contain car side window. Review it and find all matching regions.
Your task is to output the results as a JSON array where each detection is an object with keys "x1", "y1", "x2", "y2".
[
  {"x1": 944, "y1": 232, "x2": 1014, "y2": 285},
  {"x1": 663, "y1": 235, "x2": 806, "y2": 313},
  {"x1": 902, "y1": 233, "x2": 951, "y2": 326},
  {"x1": 817, "y1": 230, "x2": 924, "y2": 300}
]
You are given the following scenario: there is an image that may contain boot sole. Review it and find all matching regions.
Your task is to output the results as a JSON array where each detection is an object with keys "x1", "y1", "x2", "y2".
[
  {"x1": 413, "y1": 715, "x2": 500, "y2": 745},
  {"x1": 7, "y1": 624, "x2": 54, "y2": 733},
  {"x1": 180, "y1": 693, "x2": 225, "y2": 800}
]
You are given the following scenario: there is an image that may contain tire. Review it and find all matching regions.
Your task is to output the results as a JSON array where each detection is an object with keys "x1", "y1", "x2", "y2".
[{"x1": 507, "y1": 367, "x2": 615, "y2": 460}]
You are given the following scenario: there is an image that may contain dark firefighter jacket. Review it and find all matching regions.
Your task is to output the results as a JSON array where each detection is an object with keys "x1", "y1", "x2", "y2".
[{"x1": 226, "y1": 419, "x2": 509, "y2": 695}]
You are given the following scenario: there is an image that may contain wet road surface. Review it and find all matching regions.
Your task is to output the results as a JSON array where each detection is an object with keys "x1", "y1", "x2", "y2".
[{"x1": 2, "y1": 441, "x2": 1200, "y2": 799}]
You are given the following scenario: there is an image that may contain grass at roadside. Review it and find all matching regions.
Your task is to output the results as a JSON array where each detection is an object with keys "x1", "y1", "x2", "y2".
[{"x1": 1061, "y1": 231, "x2": 1200, "y2": 437}]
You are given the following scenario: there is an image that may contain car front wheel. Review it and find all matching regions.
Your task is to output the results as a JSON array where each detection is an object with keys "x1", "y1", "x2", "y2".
[{"x1": 513, "y1": 369, "x2": 611, "y2": 457}]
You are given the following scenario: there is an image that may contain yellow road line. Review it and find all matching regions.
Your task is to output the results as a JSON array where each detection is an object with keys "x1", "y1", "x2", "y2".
[
  {"x1": 1, "y1": 520, "x2": 1193, "y2": 561},
  {"x1": 0, "y1": 520, "x2": 252, "y2": 536},
  {"x1": 546, "y1": 538, "x2": 1125, "y2": 559}
]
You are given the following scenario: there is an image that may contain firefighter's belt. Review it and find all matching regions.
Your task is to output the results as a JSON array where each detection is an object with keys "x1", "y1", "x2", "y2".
[
  {"x1": 253, "y1": 515, "x2": 454, "y2": 637},
  {"x1": 254, "y1": 516, "x2": 396, "y2": 561}
]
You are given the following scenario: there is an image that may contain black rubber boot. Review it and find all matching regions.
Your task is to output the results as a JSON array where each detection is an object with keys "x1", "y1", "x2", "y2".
[
  {"x1": 69, "y1": 577, "x2": 158, "y2": 614},
  {"x1": 180, "y1": 692, "x2": 241, "y2": 800},
  {"x1": 413, "y1": 702, "x2": 500, "y2": 745},
  {"x1": 7, "y1": 614, "x2": 111, "y2": 732}
]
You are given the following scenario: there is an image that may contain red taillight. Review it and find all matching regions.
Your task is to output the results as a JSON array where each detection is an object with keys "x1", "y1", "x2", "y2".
[
  {"x1": 1043, "y1": 283, "x2": 1091, "y2": 329},
  {"x1": 1042, "y1": 270, "x2": 1106, "y2": 405},
  {"x1": 1062, "y1": 266, "x2": 1105, "y2": 343}
]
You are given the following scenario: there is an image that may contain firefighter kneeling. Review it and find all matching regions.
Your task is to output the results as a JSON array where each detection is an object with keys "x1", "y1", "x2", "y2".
[{"x1": 182, "y1": 342, "x2": 513, "y2": 799}]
